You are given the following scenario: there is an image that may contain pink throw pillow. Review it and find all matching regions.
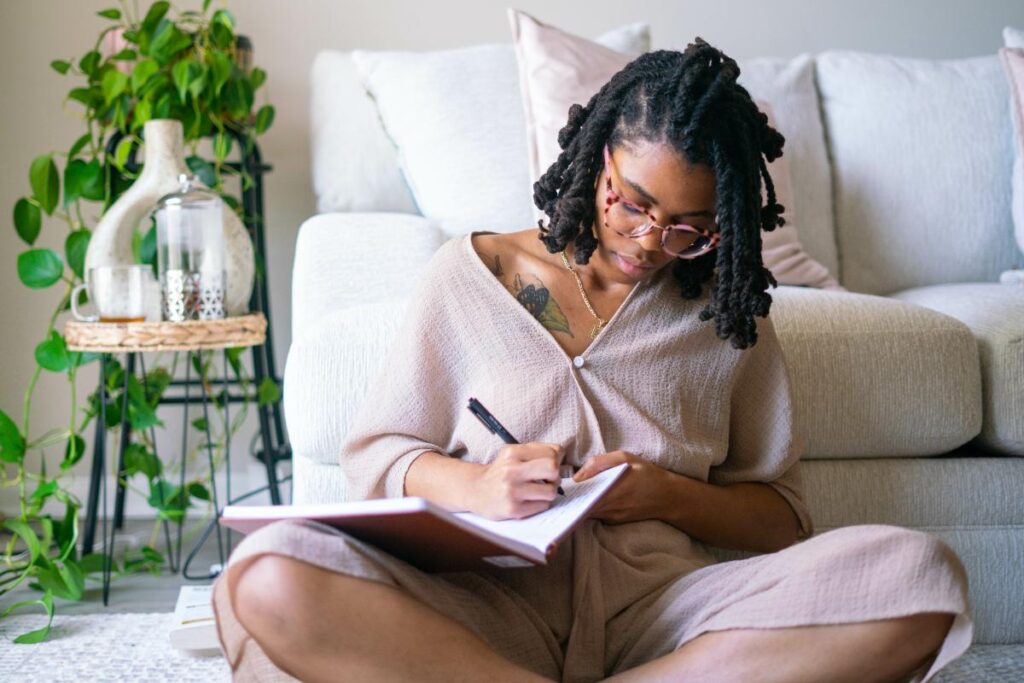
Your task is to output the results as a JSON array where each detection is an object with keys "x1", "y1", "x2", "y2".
[
  {"x1": 999, "y1": 47, "x2": 1024, "y2": 258},
  {"x1": 508, "y1": 8, "x2": 843, "y2": 290}
]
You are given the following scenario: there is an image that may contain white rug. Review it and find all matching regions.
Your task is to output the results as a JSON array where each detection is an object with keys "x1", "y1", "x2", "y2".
[{"x1": 0, "y1": 612, "x2": 230, "y2": 682}]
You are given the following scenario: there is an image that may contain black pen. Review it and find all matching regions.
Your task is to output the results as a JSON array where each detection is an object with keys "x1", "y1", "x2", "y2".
[{"x1": 467, "y1": 397, "x2": 565, "y2": 495}]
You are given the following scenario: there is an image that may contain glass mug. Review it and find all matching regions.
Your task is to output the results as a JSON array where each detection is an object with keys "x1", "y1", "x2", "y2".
[{"x1": 71, "y1": 265, "x2": 153, "y2": 323}]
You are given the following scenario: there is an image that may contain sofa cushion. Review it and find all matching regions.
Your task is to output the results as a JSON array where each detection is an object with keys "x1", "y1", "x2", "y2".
[
  {"x1": 290, "y1": 213, "x2": 446, "y2": 341},
  {"x1": 890, "y1": 283, "x2": 1024, "y2": 455},
  {"x1": 816, "y1": 51, "x2": 1019, "y2": 295},
  {"x1": 309, "y1": 51, "x2": 420, "y2": 215},
  {"x1": 507, "y1": 8, "x2": 841, "y2": 291},
  {"x1": 349, "y1": 24, "x2": 649, "y2": 236},
  {"x1": 771, "y1": 286, "x2": 982, "y2": 458}
]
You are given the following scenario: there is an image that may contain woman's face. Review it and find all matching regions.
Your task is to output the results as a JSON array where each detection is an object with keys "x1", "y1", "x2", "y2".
[{"x1": 589, "y1": 139, "x2": 718, "y2": 286}]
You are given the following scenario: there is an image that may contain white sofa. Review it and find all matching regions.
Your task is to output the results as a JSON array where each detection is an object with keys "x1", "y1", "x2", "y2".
[{"x1": 283, "y1": 44, "x2": 1024, "y2": 645}]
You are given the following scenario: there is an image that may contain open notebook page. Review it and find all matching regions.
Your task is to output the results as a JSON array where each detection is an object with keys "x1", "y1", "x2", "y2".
[{"x1": 452, "y1": 463, "x2": 628, "y2": 553}]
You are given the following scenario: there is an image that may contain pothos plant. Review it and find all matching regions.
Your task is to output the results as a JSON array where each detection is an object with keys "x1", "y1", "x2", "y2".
[{"x1": 1, "y1": 0, "x2": 278, "y2": 642}]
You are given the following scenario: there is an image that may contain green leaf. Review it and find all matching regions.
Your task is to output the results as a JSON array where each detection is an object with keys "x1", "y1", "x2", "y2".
[
  {"x1": 61, "y1": 434, "x2": 86, "y2": 470},
  {"x1": 79, "y1": 50, "x2": 101, "y2": 76},
  {"x1": 0, "y1": 408, "x2": 25, "y2": 464},
  {"x1": 17, "y1": 248, "x2": 63, "y2": 289},
  {"x1": 203, "y1": 0, "x2": 213, "y2": 12},
  {"x1": 78, "y1": 553, "x2": 107, "y2": 574},
  {"x1": 258, "y1": 377, "x2": 281, "y2": 407},
  {"x1": 188, "y1": 481, "x2": 211, "y2": 501},
  {"x1": 186, "y1": 156, "x2": 217, "y2": 187},
  {"x1": 4, "y1": 519, "x2": 42, "y2": 562},
  {"x1": 147, "y1": 479, "x2": 178, "y2": 508},
  {"x1": 30, "y1": 479, "x2": 59, "y2": 502},
  {"x1": 67, "y1": 87, "x2": 95, "y2": 108},
  {"x1": 68, "y1": 131, "x2": 92, "y2": 159},
  {"x1": 212, "y1": 8, "x2": 236, "y2": 30},
  {"x1": 36, "y1": 562, "x2": 81, "y2": 601},
  {"x1": 210, "y1": 22, "x2": 233, "y2": 50},
  {"x1": 150, "y1": 21, "x2": 192, "y2": 65},
  {"x1": 191, "y1": 417, "x2": 208, "y2": 431},
  {"x1": 254, "y1": 105, "x2": 275, "y2": 135},
  {"x1": 64, "y1": 229, "x2": 91, "y2": 279},
  {"x1": 35, "y1": 331, "x2": 70, "y2": 373},
  {"x1": 97, "y1": 8, "x2": 121, "y2": 20},
  {"x1": 213, "y1": 131, "x2": 232, "y2": 162},
  {"x1": 172, "y1": 58, "x2": 194, "y2": 103},
  {"x1": 142, "y1": 1, "x2": 170, "y2": 33},
  {"x1": 124, "y1": 442, "x2": 161, "y2": 479},
  {"x1": 101, "y1": 67, "x2": 129, "y2": 105},
  {"x1": 50, "y1": 59, "x2": 71, "y2": 75},
  {"x1": 140, "y1": 221, "x2": 157, "y2": 266},
  {"x1": 249, "y1": 67, "x2": 266, "y2": 91},
  {"x1": 208, "y1": 50, "x2": 232, "y2": 95},
  {"x1": 29, "y1": 154, "x2": 59, "y2": 215},
  {"x1": 112, "y1": 48, "x2": 137, "y2": 62},
  {"x1": 114, "y1": 136, "x2": 134, "y2": 170},
  {"x1": 2, "y1": 591, "x2": 54, "y2": 644},
  {"x1": 63, "y1": 158, "x2": 103, "y2": 207},
  {"x1": 141, "y1": 546, "x2": 164, "y2": 563},
  {"x1": 13, "y1": 198, "x2": 41, "y2": 245},
  {"x1": 131, "y1": 57, "x2": 159, "y2": 93}
]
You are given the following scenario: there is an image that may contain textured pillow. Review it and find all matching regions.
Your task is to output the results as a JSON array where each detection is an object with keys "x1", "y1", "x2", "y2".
[
  {"x1": 1000, "y1": 47, "x2": 1024, "y2": 263},
  {"x1": 350, "y1": 24, "x2": 649, "y2": 236},
  {"x1": 817, "y1": 51, "x2": 1018, "y2": 295},
  {"x1": 508, "y1": 8, "x2": 842, "y2": 290}
]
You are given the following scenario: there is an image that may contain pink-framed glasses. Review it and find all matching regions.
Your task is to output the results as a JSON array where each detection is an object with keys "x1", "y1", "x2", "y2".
[{"x1": 601, "y1": 144, "x2": 720, "y2": 260}]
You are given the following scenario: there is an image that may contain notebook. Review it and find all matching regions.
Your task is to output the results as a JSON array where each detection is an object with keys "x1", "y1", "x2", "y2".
[{"x1": 219, "y1": 463, "x2": 628, "y2": 572}]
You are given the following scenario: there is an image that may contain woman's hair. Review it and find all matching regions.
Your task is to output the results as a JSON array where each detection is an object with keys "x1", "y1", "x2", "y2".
[{"x1": 534, "y1": 37, "x2": 786, "y2": 350}]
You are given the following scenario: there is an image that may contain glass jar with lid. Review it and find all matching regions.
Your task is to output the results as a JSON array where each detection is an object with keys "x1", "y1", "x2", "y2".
[{"x1": 152, "y1": 173, "x2": 227, "y2": 321}]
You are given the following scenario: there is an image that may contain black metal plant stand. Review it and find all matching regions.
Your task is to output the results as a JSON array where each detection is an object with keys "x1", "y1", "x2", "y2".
[{"x1": 78, "y1": 126, "x2": 292, "y2": 603}]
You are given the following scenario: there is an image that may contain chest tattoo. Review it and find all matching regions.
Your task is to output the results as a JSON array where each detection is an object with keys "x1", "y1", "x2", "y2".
[{"x1": 509, "y1": 272, "x2": 573, "y2": 337}]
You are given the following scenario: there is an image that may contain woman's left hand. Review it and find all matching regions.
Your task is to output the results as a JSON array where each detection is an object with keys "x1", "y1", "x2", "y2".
[{"x1": 572, "y1": 450, "x2": 671, "y2": 524}]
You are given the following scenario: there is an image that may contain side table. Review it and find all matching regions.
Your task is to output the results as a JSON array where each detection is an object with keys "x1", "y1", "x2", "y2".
[{"x1": 64, "y1": 313, "x2": 286, "y2": 605}]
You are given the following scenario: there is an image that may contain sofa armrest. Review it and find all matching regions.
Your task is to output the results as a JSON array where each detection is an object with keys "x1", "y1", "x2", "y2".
[
  {"x1": 890, "y1": 283, "x2": 1024, "y2": 455},
  {"x1": 291, "y1": 213, "x2": 446, "y2": 342},
  {"x1": 284, "y1": 298, "x2": 410, "y2": 468}
]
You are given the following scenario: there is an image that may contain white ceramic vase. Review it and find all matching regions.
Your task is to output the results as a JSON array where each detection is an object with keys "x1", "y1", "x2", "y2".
[{"x1": 84, "y1": 119, "x2": 255, "y2": 316}]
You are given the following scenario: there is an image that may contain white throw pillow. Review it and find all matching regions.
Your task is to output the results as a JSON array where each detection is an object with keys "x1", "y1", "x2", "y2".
[
  {"x1": 816, "y1": 51, "x2": 1019, "y2": 295},
  {"x1": 351, "y1": 24, "x2": 649, "y2": 236}
]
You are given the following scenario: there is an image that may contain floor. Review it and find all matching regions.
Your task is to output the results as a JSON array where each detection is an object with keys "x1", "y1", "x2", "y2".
[{"x1": 2, "y1": 519, "x2": 1023, "y2": 681}]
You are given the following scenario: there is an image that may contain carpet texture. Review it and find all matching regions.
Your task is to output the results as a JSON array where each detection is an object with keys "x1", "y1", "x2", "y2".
[{"x1": 1, "y1": 611, "x2": 1022, "y2": 681}]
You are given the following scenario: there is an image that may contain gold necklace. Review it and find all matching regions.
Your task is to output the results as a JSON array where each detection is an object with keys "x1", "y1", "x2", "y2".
[{"x1": 560, "y1": 249, "x2": 607, "y2": 340}]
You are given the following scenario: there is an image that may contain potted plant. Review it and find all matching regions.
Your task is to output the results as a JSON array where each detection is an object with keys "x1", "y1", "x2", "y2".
[{"x1": 1, "y1": 0, "x2": 276, "y2": 642}]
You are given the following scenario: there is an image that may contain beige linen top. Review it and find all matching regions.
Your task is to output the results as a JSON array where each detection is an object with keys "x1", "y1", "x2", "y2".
[
  {"x1": 339, "y1": 231, "x2": 812, "y2": 539},
  {"x1": 336, "y1": 231, "x2": 814, "y2": 677}
]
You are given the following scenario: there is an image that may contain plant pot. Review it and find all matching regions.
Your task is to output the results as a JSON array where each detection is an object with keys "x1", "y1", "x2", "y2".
[{"x1": 83, "y1": 119, "x2": 255, "y2": 316}]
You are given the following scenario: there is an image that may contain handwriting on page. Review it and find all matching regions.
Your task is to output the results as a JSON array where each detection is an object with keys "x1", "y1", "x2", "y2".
[{"x1": 453, "y1": 464, "x2": 627, "y2": 548}]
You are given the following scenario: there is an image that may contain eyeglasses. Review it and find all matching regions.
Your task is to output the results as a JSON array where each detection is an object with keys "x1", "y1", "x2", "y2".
[{"x1": 601, "y1": 144, "x2": 720, "y2": 260}]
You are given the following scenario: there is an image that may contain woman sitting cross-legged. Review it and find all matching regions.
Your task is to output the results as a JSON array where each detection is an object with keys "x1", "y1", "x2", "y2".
[{"x1": 211, "y1": 37, "x2": 973, "y2": 683}]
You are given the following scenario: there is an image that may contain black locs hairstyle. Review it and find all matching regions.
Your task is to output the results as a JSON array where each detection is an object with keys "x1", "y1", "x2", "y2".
[{"x1": 534, "y1": 37, "x2": 786, "y2": 350}]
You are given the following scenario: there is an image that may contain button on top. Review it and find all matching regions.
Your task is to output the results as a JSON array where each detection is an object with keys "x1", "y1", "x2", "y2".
[{"x1": 572, "y1": 355, "x2": 585, "y2": 368}]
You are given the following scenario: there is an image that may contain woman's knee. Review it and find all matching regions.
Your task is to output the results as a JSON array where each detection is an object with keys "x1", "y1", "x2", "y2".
[{"x1": 231, "y1": 554, "x2": 326, "y2": 648}]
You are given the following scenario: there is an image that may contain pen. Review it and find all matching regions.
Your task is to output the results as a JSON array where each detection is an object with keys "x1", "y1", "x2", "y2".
[{"x1": 467, "y1": 397, "x2": 565, "y2": 495}]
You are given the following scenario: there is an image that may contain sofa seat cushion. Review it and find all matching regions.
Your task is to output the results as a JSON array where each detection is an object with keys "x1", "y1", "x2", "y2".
[
  {"x1": 890, "y1": 283, "x2": 1024, "y2": 455},
  {"x1": 772, "y1": 286, "x2": 982, "y2": 458}
]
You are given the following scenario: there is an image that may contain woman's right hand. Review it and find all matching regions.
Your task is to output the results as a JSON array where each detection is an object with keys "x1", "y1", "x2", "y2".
[{"x1": 465, "y1": 442, "x2": 565, "y2": 520}]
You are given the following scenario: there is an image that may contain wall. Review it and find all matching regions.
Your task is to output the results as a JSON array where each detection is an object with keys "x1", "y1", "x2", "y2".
[{"x1": 2, "y1": 0, "x2": 1022, "y2": 518}]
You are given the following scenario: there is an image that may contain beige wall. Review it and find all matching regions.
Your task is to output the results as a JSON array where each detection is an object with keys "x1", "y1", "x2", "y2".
[{"x1": 2, "y1": 0, "x2": 1022, "y2": 516}]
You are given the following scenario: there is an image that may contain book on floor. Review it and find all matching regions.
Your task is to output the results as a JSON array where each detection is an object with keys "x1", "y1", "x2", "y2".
[
  {"x1": 219, "y1": 463, "x2": 628, "y2": 572},
  {"x1": 170, "y1": 585, "x2": 221, "y2": 653}
]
